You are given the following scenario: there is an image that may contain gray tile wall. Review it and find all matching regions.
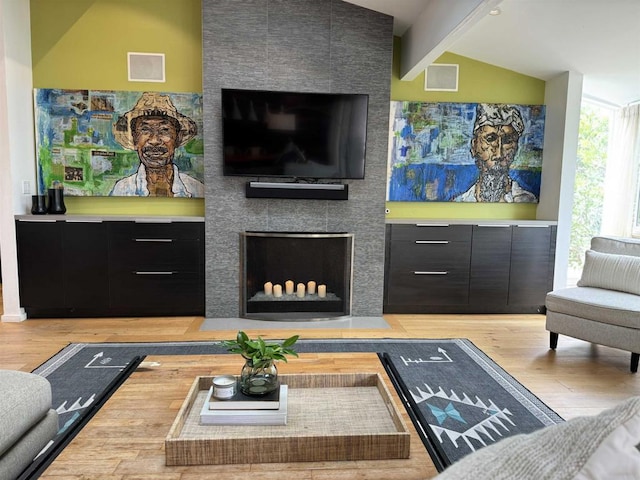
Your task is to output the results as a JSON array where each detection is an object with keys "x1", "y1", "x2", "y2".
[{"x1": 202, "y1": 0, "x2": 393, "y2": 318}]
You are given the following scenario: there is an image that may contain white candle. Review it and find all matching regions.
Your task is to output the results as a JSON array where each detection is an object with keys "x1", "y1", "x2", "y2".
[
  {"x1": 318, "y1": 284, "x2": 327, "y2": 298},
  {"x1": 307, "y1": 281, "x2": 316, "y2": 295},
  {"x1": 273, "y1": 284, "x2": 283, "y2": 297},
  {"x1": 285, "y1": 280, "x2": 294, "y2": 295},
  {"x1": 264, "y1": 281, "x2": 273, "y2": 295},
  {"x1": 296, "y1": 283, "x2": 305, "y2": 298},
  {"x1": 212, "y1": 375, "x2": 237, "y2": 399}
]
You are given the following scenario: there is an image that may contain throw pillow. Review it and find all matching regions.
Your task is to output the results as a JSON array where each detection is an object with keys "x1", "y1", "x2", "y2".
[
  {"x1": 431, "y1": 396, "x2": 640, "y2": 480},
  {"x1": 577, "y1": 249, "x2": 640, "y2": 296}
]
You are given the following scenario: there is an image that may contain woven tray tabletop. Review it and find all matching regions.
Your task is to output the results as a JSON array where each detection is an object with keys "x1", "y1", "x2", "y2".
[{"x1": 165, "y1": 372, "x2": 410, "y2": 465}]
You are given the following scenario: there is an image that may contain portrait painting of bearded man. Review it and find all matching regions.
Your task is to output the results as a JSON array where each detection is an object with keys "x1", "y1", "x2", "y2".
[
  {"x1": 454, "y1": 104, "x2": 537, "y2": 203},
  {"x1": 387, "y1": 101, "x2": 545, "y2": 203}
]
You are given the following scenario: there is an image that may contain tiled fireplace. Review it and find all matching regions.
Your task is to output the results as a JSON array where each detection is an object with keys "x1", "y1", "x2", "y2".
[
  {"x1": 240, "y1": 232, "x2": 354, "y2": 320},
  {"x1": 202, "y1": 0, "x2": 392, "y2": 319}
]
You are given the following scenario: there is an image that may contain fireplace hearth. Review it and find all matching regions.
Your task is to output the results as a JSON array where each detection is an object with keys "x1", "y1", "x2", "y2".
[{"x1": 240, "y1": 232, "x2": 354, "y2": 321}]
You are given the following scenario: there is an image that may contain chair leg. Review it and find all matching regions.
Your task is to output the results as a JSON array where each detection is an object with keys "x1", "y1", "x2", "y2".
[
  {"x1": 631, "y1": 353, "x2": 639, "y2": 373},
  {"x1": 549, "y1": 332, "x2": 558, "y2": 350}
]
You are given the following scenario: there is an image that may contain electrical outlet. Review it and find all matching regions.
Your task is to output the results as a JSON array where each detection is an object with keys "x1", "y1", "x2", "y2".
[{"x1": 22, "y1": 180, "x2": 31, "y2": 195}]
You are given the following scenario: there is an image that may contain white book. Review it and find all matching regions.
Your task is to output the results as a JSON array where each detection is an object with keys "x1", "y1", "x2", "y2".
[
  {"x1": 208, "y1": 383, "x2": 282, "y2": 410},
  {"x1": 199, "y1": 385, "x2": 288, "y2": 425}
]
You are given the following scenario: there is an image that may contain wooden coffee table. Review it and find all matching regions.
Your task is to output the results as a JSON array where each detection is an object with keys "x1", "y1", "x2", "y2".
[{"x1": 40, "y1": 353, "x2": 437, "y2": 479}]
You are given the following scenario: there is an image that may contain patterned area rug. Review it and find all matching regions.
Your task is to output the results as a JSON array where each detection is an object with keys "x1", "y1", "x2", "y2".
[
  {"x1": 22, "y1": 339, "x2": 563, "y2": 478},
  {"x1": 383, "y1": 340, "x2": 563, "y2": 467}
]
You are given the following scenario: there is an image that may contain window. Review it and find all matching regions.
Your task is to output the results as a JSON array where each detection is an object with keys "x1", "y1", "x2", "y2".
[
  {"x1": 567, "y1": 101, "x2": 611, "y2": 285},
  {"x1": 601, "y1": 104, "x2": 640, "y2": 238}
]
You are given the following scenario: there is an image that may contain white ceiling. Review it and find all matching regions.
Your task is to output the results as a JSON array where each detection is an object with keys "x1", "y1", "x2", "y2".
[{"x1": 345, "y1": 0, "x2": 640, "y2": 107}]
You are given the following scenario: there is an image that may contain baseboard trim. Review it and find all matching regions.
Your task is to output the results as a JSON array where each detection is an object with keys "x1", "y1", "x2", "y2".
[{"x1": 1, "y1": 308, "x2": 27, "y2": 322}]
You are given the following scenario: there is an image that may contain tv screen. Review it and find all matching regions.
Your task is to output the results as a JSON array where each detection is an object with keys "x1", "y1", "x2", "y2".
[{"x1": 221, "y1": 89, "x2": 368, "y2": 180}]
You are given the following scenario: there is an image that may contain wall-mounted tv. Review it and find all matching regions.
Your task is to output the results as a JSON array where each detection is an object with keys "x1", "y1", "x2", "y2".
[{"x1": 221, "y1": 88, "x2": 368, "y2": 180}]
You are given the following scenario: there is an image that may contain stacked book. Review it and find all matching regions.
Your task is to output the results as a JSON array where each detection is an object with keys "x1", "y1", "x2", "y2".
[{"x1": 199, "y1": 384, "x2": 288, "y2": 425}]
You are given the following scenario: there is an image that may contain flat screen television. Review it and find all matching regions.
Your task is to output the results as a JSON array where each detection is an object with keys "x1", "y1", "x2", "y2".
[{"x1": 221, "y1": 88, "x2": 368, "y2": 180}]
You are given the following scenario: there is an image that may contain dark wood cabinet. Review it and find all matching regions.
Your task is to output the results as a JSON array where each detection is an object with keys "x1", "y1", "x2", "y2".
[
  {"x1": 384, "y1": 222, "x2": 556, "y2": 314},
  {"x1": 508, "y1": 225, "x2": 556, "y2": 306},
  {"x1": 386, "y1": 225, "x2": 472, "y2": 307},
  {"x1": 107, "y1": 221, "x2": 204, "y2": 316},
  {"x1": 469, "y1": 225, "x2": 512, "y2": 307},
  {"x1": 15, "y1": 220, "x2": 66, "y2": 310},
  {"x1": 63, "y1": 221, "x2": 109, "y2": 312},
  {"x1": 16, "y1": 218, "x2": 204, "y2": 318}
]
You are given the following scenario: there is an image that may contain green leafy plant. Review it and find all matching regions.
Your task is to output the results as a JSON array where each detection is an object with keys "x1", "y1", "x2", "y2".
[{"x1": 223, "y1": 331, "x2": 299, "y2": 368}]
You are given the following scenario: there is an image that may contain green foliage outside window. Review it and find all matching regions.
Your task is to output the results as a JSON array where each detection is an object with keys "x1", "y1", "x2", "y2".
[{"x1": 569, "y1": 103, "x2": 610, "y2": 270}]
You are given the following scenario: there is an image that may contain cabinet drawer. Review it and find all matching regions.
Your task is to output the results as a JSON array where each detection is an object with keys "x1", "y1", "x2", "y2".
[
  {"x1": 110, "y1": 271, "x2": 202, "y2": 309},
  {"x1": 109, "y1": 222, "x2": 202, "y2": 270},
  {"x1": 388, "y1": 240, "x2": 471, "y2": 271},
  {"x1": 387, "y1": 270, "x2": 469, "y2": 305},
  {"x1": 109, "y1": 238, "x2": 201, "y2": 271},
  {"x1": 389, "y1": 224, "x2": 472, "y2": 242},
  {"x1": 109, "y1": 221, "x2": 202, "y2": 239}
]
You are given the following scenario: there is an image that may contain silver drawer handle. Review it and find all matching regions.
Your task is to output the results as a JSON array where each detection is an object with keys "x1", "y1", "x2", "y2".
[
  {"x1": 65, "y1": 219, "x2": 103, "y2": 223},
  {"x1": 19, "y1": 218, "x2": 57, "y2": 222},
  {"x1": 416, "y1": 223, "x2": 449, "y2": 227},
  {"x1": 413, "y1": 271, "x2": 448, "y2": 275},
  {"x1": 134, "y1": 238, "x2": 174, "y2": 242},
  {"x1": 415, "y1": 240, "x2": 449, "y2": 244},
  {"x1": 477, "y1": 224, "x2": 510, "y2": 228},
  {"x1": 134, "y1": 271, "x2": 176, "y2": 275}
]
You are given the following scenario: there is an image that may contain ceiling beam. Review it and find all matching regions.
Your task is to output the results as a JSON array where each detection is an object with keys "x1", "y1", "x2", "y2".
[{"x1": 400, "y1": 0, "x2": 502, "y2": 80}]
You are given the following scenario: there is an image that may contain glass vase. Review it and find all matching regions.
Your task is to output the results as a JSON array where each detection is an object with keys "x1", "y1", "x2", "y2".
[{"x1": 239, "y1": 359, "x2": 278, "y2": 396}]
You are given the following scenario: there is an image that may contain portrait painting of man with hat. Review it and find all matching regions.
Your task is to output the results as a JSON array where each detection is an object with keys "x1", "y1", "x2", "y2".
[{"x1": 111, "y1": 91, "x2": 204, "y2": 197}]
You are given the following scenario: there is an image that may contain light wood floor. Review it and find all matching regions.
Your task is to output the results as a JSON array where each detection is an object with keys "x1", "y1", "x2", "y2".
[
  {"x1": 1, "y1": 284, "x2": 639, "y2": 478},
  {"x1": 0, "y1": 308, "x2": 638, "y2": 421}
]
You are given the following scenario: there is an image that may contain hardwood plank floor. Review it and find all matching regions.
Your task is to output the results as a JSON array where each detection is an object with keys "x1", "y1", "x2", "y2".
[
  {"x1": 1, "y1": 310, "x2": 638, "y2": 420},
  {"x1": 1, "y1": 286, "x2": 639, "y2": 477}
]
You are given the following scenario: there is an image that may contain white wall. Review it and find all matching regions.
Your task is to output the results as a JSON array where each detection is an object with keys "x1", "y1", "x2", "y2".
[
  {"x1": 537, "y1": 71, "x2": 583, "y2": 289},
  {"x1": 0, "y1": 0, "x2": 35, "y2": 321}
]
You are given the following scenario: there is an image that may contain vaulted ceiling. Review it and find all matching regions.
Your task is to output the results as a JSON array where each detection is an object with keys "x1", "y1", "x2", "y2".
[{"x1": 346, "y1": 0, "x2": 640, "y2": 107}]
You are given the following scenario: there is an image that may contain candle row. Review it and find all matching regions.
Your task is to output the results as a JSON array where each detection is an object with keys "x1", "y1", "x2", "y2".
[{"x1": 264, "y1": 280, "x2": 327, "y2": 298}]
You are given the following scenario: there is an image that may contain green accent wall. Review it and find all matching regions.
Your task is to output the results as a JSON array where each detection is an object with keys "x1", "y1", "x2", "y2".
[
  {"x1": 30, "y1": 0, "x2": 204, "y2": 216},
  {"x1": 388, "y1": 39, "x2": 546, "y2": 220},
  {"x1": 29, "y1": 3, "x2": 545, "y2": 220}
]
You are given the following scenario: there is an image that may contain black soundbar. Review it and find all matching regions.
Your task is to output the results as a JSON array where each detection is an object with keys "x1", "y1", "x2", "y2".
[{"x1": 245, "y1": 182, "x2": 349, "y2": 200}]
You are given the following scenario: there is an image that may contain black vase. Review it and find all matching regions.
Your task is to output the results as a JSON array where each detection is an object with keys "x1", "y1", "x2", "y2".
[
  {"x1": 30, "y1": 195, "x2": 48, "y2": 215},
  {"x1": 47, "y1": 188, "x2": 66, "y2": 214}
]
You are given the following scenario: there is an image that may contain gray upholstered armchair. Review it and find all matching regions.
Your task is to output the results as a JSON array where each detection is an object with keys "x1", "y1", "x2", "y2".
[{"x1": 545, "y1": 236, "x2": 640, "y2": 373}]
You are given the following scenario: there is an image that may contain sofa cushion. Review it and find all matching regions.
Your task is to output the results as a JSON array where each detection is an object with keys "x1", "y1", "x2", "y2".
[
  {"x1": 0, "y1": 370, "x2": 53, "y2": 457},
  {"x1": 546, "y1": 286, "x2": 640, "y2": 330},
  {"x1": 592, "y1": 235, "x2": 640, "y2": 257},
  {"x1": 578, "y1": 249, "x2": 640, "y2": 295},
  {"x1": 0, "y1": 409, "x2": 58, "y2": 480},
  {"x1": 433, "y1": 396, "x2": 640, "y2": 480}
]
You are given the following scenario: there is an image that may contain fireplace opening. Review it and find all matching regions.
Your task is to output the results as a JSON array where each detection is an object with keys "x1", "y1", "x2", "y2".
[{"x1": 240, "y1": 232, "x2": 354, "y2": 320}]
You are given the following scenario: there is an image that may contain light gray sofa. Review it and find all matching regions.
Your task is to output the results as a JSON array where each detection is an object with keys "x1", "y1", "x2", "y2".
[
  {"x1": 0, "y1": 370, "x2": 58, "y2": 480},
  {"x1": 546, "y1": 236, "x2": 640, "y2": 373}
]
